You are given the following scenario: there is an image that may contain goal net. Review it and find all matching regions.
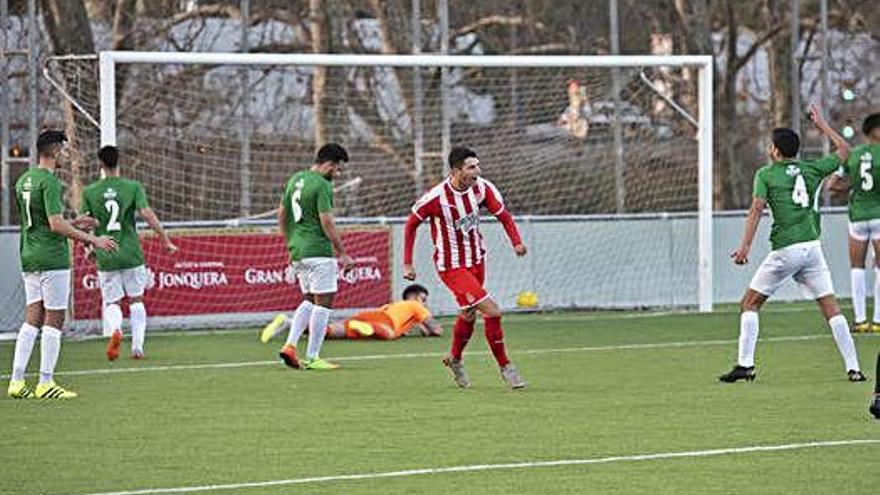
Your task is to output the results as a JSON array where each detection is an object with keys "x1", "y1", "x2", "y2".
[{"x1": 44, "y1": 52, "x2": 712, "y2": 330}]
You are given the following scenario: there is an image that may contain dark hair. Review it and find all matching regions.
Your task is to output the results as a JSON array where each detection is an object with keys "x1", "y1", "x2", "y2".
[
  {"x1": 98, "y1": 145, "x2": 119, "y2": 168},
  {"x1": 448, "y1": 146, "x2": 477, "y2": 169},
  {"x1": 771, "y1": 128, "x2": 800, "y2": 158},
  {"x1": 863, "y1": 113, "x2": 880, "y2": 137},
  {"x1": 36, "y1": 130, "x2": 67, "y2": 157},
  {"x1": 316, "y1": 143, "x2": 349, "y2": 164},
  {"x1": 402, "y1": 284, "x2": 428, "y2": 300}
]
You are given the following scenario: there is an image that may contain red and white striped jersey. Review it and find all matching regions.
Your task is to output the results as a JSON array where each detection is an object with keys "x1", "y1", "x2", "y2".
[{"x1": 411, "y1": 177, "x2": 506, "y2": 272}]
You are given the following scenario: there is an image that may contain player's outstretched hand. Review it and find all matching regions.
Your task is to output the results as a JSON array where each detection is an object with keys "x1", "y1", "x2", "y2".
[
  {"x1": 93, "y1": 235, "x2": 118, "y2": 252},
  {"x1": 730, "y1": 246, "x2": 749, "y2": 265},
  {"x1": 514, "y1": 244, "x2": 528, "y2": 257},
  {"x1": 808, "y1": 103, "x2": 827, "y2": 128},
  {"x1": 164, "y1": 240, "x2": 179, "y2": 254},
  {"x1": 403, "y1": 264, "x2": 417, "y2": 281},
  {"x1": 72, "y1": 215, "x2": 97, "y2": 231}
]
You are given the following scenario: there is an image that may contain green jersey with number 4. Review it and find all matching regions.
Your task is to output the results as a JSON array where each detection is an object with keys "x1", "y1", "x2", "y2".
[
  {"x1": 753, "y1": 155, "x2": 840, "y2": 251},
  {"x1": 15, "y1": 168, "x2": 69, "y2": 272},
  {"x1": 281, "y1": 169, "x2": 333, "y2": 261},
  {"x1": 80, "y1": 177, "x2": 148, "y2": 271},
  {"x1": 839, "y1": 143, "x2": 880, "y2": 222}
]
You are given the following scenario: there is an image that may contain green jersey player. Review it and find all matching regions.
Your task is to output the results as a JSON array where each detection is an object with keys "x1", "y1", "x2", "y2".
[
  {"x1": 275, "y1": 143, "x2": 354, "y2": 371},
  {"x1": 827, "y1": 113, "x2": 880, "y2": 333},
  {"x1": 80, "y1": 146, "x2": 177, "y2": 361},
  {"x1": 720, "y1": 104, "x2": 865, "y2": 384},
  {"x1": 7, "y1": 131, "x2": 117, "y2": 400}
]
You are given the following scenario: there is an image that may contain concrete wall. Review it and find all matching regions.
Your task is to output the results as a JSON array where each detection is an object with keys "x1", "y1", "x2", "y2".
[{"x1": 0, "y1": 210, "x2": 868, "y2": 332}]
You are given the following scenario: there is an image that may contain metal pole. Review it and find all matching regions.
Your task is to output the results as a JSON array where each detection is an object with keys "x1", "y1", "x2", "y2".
[
  {"x1": 697, "y1": 63, "x2": 714, "y2": 312},
  {"x1": 239, "y1": 0, "x2": 251, "y2": 216},
  {"x1": 28, "y1": 0, "x2": 37, "y2": 168},
  {"x1": 438, "y1": 0, "x2": 450, "y2": 171},
  {"x1": 820, "y1": 0, "x2": 831, "y2": 206},
  {"x1": 1, "y1": 0, "x2": 9, "y2": 224},
  {"x1": 411, "y1": 0, "x2": 424, "y2": 193},
  {"x1": 790, "y1": 0, "x2": 800, "y2": 134},
  {"x1": 609, "y1": 0, "x2": 625, "y2": 213}
]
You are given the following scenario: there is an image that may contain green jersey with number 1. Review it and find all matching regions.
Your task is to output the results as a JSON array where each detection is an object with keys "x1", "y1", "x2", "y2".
[
  {"x1": 15, "y1": 168, "x2": 69, "y2": 272},
  {"x1": 281, "y1": 169, "x2": 333, "y2": 261},
  {"x1": 840, "y1": 143, "x2": 880, "y2": 222},
  {"x1": 80, "y1": 177, "x2": 148, "y2": 271},
  {"x1": 753, "y1": 155, "x2": 840, "y2": 251}
]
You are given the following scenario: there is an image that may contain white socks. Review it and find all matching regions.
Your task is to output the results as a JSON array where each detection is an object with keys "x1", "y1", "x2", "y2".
[
  {"x1": 851, "y1": 268, "x2": 866, "y2": 323},
  {"x1": 11, "y1": 323, "x2": 39, "y2": 381},
  {"x1": 305, "y1": 305, "x2": 331, "y2": 360},
  {"x1": 873, "y1": 269, "x2": 880, "y2": 323},
  {"x1": 130, "y1": 302, "x2": 147, "y2": 353},
  {"x1": 737, "y1": 311, "x2": 759, "y2": 368},
  {"x1": 39, "y1": 326, "x2": 62, "y2": 384},
  {"x1": 104, "y1": 303, "x2": 123, "y2": 335},
  {"x1": 286, "y1": 300, "x2": 314, "y2": 346},
  {"x1": 829, "y1": 314, "x2": 860, "y2": 372}
]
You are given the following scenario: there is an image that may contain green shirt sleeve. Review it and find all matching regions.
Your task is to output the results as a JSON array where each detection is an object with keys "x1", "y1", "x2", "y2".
[
  {"x1": 134, "y1": 182, "x2": 149, "y2": 209},
  {"x1": 43, "y1": 177, "x2": 64, "y2": 216},
  {"x1": 814, "y1": 154, "x2": 841, "y2": 176},
  {"x1": 752, "y1": 169, "x2": 768, "y2": 199},
  {"x1": 316, "y1": 180, "x2": 333, "y2": 213},
  {"x1": 79, "y1": 189, "x2": 90, "y2": 215}
]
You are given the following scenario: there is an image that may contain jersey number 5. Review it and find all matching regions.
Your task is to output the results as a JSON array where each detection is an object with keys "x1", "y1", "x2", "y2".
[
  {"x1": 792, "y1": 175, "x2": 810, "y2": 208},
  {"x1": 104, "y1": 199, "x2": 122, "y2": 231},
  {"x1": 860, "y1": 155, "x2": 874, "y2": 191}
]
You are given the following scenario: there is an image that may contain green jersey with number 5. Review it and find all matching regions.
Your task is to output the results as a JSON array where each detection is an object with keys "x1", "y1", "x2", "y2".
[
  {"x1": 15, "y1": 168, "x2": 69, "y2": 272},
  {"x1": 753, "y1": 155, "x2": 840, "y2": 251},
  {"x1": 281, "y1": 169, "x2": 333, "y2": 261},
  {"x1": 80, "y1": 177, "x2": 148, "y2": 271},
  {"x1": 839, "y1": 144, "x2": 880, "y2": 222}
]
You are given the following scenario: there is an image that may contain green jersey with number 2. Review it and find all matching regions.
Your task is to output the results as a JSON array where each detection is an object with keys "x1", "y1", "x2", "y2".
[
  {"x1": 80, "y1": 177, "x2": 148, "y2": 271},
  {"x1": 753, "y1": 155, "x2": 840, "y2": 251},
  {"x1": 839, "y1": 144, "x2": 880, "y2": 222},
  {"x1": 281, "y1": 169, "x2": 333, "y2": 261}
]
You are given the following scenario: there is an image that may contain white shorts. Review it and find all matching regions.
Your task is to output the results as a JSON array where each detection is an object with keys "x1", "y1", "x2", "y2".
[
  {"x1": 749, "y1": 240, "x2": 834, "y2": 299},
  {"x1": 22, "y1": 269, "x2": 71, "y2": 310},
  {"x1": 98, "y1": 265, "x2": 148, "y2": 303},
  {"x1": 848, "y1": 219, "x2": 880, "y2": 242},
  {"x1": 291, "y1": 257, "x2": 338, "y2": 295}
]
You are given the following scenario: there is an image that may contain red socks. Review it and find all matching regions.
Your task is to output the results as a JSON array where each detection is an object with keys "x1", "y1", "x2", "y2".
[
  {"x1": 450, "y1": 317, "x2": 475, "y2": 360},
  {"x1": 483, "y1": 316, "x2": 510, "y2": 367}
]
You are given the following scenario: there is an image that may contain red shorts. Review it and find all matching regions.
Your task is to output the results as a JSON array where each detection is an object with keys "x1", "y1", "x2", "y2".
[{"x1": 438, "y1": 264, "x2": 489, "y2": 309}]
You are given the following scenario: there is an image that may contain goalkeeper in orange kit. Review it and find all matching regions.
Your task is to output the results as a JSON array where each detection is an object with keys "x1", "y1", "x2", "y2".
[{"x1": 261, "y1": 284, "x2": 443, "y2": 342}]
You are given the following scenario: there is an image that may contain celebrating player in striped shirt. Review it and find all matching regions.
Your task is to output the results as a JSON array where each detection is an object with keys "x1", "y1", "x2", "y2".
[{"x1": 403, "y1": 146, "x2": 528, "y2": 389}]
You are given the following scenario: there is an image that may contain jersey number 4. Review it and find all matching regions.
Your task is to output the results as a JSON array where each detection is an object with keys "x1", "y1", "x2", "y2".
[
  {"x1": 104, "y1": 200, "x2": 122, "y2": 231},
  {"x1": 792, "y1": 175, "x2": 810, "y2": 208}
]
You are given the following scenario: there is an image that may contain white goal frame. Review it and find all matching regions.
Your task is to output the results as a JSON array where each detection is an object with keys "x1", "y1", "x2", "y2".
[{"x1": 97, "y1": 51, "x2": 714, "y2": 312}]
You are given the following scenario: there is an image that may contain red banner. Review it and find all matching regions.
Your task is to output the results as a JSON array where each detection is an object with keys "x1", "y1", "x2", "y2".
[{"x1": 72, "y1": 229, "x2": 391, "y2": 321}]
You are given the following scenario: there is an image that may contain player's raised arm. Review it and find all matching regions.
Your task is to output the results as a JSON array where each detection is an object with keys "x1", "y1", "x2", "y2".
[{"x1": 809, "y1": 103, "x2": 850, "y2": 162}]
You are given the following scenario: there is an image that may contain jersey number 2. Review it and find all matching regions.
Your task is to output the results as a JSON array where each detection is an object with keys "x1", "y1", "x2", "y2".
[
  {"x1": 792, "y1": 175, "x2": 810, "y2": 208},
  {"x1": 104, "y1": 200, "x2": 121, "y2": 231}
]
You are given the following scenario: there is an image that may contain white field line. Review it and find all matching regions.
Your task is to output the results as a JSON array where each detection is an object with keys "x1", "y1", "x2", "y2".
[
  {"x1": 72, "y1": 438, "x2": 880, "y2": 495},
  {"x1": 0, "y1": 334, "x2": 830, "y2": 380}
]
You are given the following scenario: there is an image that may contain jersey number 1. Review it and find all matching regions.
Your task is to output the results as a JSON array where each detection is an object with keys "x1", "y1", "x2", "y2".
[
  {"x1": 104, "y1": 200, "x2": 122, "y2": 231},
  {"x1": 792, "y1": 175, "x2": 810, "y2": 208},
  {"x1": 22, "y1": 191, "x2": 33, "y2": 228}
]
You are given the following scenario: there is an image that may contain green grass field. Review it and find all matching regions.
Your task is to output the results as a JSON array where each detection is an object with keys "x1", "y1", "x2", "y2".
[{"x1": 1, "y1": 303, "x2": 878, "y2": 495}]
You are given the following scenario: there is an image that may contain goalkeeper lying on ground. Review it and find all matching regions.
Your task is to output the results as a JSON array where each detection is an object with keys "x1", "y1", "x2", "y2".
[{"x1": 261, "y1": 284, "x2": 444, "y2": 342}]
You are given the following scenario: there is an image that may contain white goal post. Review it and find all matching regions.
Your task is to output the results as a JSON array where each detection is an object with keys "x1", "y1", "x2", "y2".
[{"x1": 93, "y1": 51, "x2": 713, "y2": 314}]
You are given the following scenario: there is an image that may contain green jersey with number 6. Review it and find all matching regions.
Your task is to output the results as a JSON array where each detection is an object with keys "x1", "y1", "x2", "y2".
[
  {"x1": 15, "y1": 168, "x2": 69, "y2": 272},
  {"x1": 80, "y1": 177, "x2": 148, "y2": 271},
  {"x1": 753, "y1": 155, "x2": 840, "y2": 251},
  {"x1": 281, "y1": 169, "x2": 333, "y2": 261},
  {"x1": 839, "y1": 144, "x2": 880, "y2": 222}
]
